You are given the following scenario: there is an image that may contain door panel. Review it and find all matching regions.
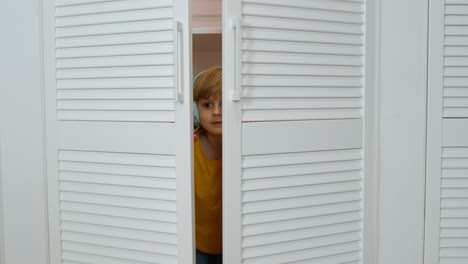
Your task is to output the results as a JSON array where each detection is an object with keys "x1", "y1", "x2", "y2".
[
  {"x1": 43, "y1": 0, "x2": 193, "y2": 263},
  {"x1": 224, "y1": 0, "x2": 369, "y2": 263},
  {"x1": 425, "y1": 0, "x2": 468, "y2": 263}
]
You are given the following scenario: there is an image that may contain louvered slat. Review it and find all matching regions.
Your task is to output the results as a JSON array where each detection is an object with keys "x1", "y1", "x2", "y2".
[
  {"x1": 45, "y1": 0, "x2": 191, "y2": 263},
  {"x1": 241, "y1": 148, "x2": 363, "y2": 263},
  {"x1": 224, "y1": 0, "x2": 367, "y2": 263},
  {"x1": 440, "y1": 147, "x2": 468, "y2": 264},
  {"x1": 55, "y1": 0, "x2": 175, "y2": 122},
  {"x1": 58, "y1": 150, "x2": 177, "y2": 264},
  {"x1": 243, "y1": 241, "x2": 361, "y2": 264},
  {"x1": 240, "y1": 0, "x2": 365, "y2": 122},
  {"x1": 443, "y1": 1, "x2": 468, "y2": 117},
  {"x1": 57, "y1": 54, "x2": 173, "y2": 68}
]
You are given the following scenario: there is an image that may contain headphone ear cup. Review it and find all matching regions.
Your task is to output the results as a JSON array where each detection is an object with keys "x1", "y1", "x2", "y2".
[
  {"x1": 193, "y1": 101, "x2": 201, "y2": 128},
  {"x1": 193, "y1": 70, "x2": 205, "y2": 129}
]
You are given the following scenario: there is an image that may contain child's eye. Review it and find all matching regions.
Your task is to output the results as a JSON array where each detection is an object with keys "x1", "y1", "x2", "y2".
[{"x1": 202, "y1": 102, "x2": 213, "y2": 108}]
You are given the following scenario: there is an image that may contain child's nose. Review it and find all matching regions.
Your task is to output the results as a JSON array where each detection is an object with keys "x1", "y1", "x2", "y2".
[{"x1": 213, "y1": 104, "x2": 222, "y2": 115}]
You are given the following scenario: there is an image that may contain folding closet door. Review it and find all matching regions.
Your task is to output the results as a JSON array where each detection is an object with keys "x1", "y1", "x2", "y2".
[
  {"x1": 224, "y1": 0, "x2": 375, "y2": 263},
  {"x1": 425, "y1": 0, "x2": 468, "y2": 263},
  {"x1": 43, "y1": 0, "x2": 193, "y2": 263}
]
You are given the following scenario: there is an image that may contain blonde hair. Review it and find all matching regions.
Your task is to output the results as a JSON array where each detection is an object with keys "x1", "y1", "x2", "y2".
[{"x1": 193, "y1": 66, "x2": 222, "y2": 102}]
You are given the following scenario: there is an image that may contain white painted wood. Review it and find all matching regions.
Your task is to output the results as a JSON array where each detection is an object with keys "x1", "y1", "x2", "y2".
[
  {"x1": 224, "y1": 0, "x2": 372, "y2": 263},
  {"x1": 174, "y1": 0, "x2": 195, "y2": 262},
  {"x1": 238, "y1": 0, "x2": 365, "y2": 123},
  {"x1": 426, "y1": 0, "x2": 468, "y2": 263},
  {"x1": 424, "y1": 1, "x2": 444, "y2": 263},
  {"x1": 363, "y1": 0, "x2": 381, "y2": 262},
  {"x1": 241, "y1": 120, "x2": 363, "y2": 155},
  {"x1": 443, "y1": 119, "x2": 468, "y2": 147},
  {"x1": 51, "y1": 0, "x2": 176, "y2": 122},
  {"x1": 443, "y1": 0, "x2": 468, "y2": 118},
  {"x1": 223, "y1": 0, "x2": 243, "y2": 263},
  {"x1": 0, "y1": 1, "x2": 49, "y2": 264},
  {"x1": 43, "y1": 1, "x2": 193, "y2": 264},
  {"x1": 379, "y1": 1, "x2": 428, "y2": 264},
  {"x1": 439, "y1": 147, "x2": 468, "y2": 264},
  {"x1": 0, "y1": 149, "x2": 4, "y2": 264}
]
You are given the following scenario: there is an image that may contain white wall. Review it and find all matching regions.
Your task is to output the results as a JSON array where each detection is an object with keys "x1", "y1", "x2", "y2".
[
  {"x1": 0, "y1": 1, "x2": 49, "y2": 264},
  {"x1": 379, "y1": 0, "x2": 428, "y2": 263}
]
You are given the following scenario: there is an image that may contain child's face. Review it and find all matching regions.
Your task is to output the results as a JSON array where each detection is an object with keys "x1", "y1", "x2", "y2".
[{"x1": 197, "y1": 91, "x2": 222, "y2": 136}]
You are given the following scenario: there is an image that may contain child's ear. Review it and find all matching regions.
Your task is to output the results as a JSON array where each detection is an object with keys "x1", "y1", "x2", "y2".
[{"x1": 193, "y1": 101, "x2": 201, "y2": 128}]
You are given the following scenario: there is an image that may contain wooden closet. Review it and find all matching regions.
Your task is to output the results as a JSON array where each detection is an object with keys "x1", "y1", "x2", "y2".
[{"x1": 41, "y1": 0, "x2": 377, "y2": 263}]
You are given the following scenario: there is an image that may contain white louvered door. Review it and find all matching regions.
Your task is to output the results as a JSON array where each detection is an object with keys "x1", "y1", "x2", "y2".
[
  {"x1": 224, "y1": 0, "x2": 374, "y2": 263},
  {"x1": 425, "y1": 0, "x2": 468, "y2": 263},
  {"x1": 43, "y1": 0, "x2": 193, "y2": 263}
]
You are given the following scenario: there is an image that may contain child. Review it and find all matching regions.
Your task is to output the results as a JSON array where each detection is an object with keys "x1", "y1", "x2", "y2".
[{"x1": 193, "y1": 66, "x2": 223, "y2": 264}]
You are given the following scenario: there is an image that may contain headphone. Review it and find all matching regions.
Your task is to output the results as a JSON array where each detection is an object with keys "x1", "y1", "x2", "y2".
[{"x1": 193, "y1": 70, "x2": 205, "y2": 129}]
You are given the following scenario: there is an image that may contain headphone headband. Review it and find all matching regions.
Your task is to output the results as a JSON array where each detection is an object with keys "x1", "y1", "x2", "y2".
[{"x1": 193, "y1": 70, "x2": 205, "y2": 88}]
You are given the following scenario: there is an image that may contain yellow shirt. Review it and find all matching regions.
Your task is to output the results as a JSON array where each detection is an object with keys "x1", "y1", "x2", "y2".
[{"x1": 194, "y1": 136, "x2": 222, "y2": 254}]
